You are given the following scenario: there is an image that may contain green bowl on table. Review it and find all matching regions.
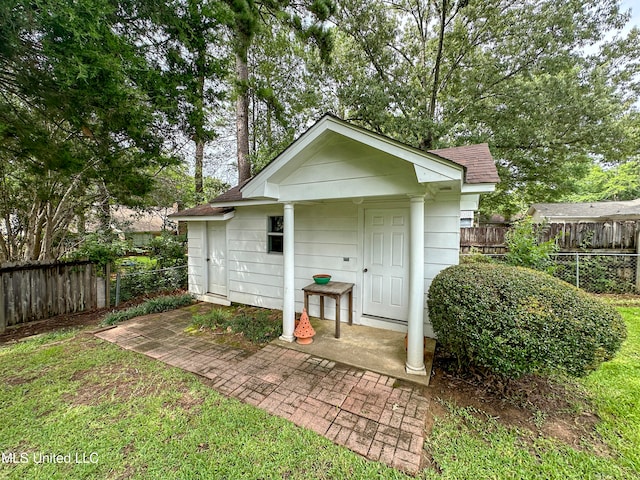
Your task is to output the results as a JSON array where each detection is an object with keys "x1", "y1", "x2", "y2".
[{"x1": 313, "y1": 274, "x2": 331, "y2": 285}]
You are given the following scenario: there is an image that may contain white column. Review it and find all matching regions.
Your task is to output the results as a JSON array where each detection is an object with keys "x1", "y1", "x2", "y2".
[
  {"x1": 280, "y1": 202, "x2": 296, "y2": 342},
  {"x1": 406, "y1": 195, "x2": 427, "y2": 375}
]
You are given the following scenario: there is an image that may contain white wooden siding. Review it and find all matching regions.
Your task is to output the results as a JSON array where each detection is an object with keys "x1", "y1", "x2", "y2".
[
  {"x1": 294, "y1": 203, "x2": 359, "y2": 320},
  {"x1": 224, "y1": 203, "x2": 359, "y2": 321},
  {"x1": 193, "y1": 194, "x2": 461, "y2": 337},
  {"x1": 423, "y1": 195, "x2": 461, "y2": 337},
  {"x1": 278, "y1": 143, "x2": 423, "y2": 201},
  {"x1": 187, "y1": 223, "x2": 205, "y2": 295},
  {"x1": 227, "y1": 205, "x2": 284, "y2": 308}
]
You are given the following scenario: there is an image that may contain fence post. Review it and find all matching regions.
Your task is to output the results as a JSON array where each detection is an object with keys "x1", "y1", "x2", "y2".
[
  {"x1": 575, "y1": 253, "x2": 580, "y2": 289},
  {"x1": 0, "y1": 275, "x2": 5, "y2": 333},
  {"x1": 636, "y1": 227, "x2": 640, "y2": 292},
  {"x1": 115, "y1": 272, "x2": 121, "y2": 307},
  {"x1": 104, "y1": 263, "x2": 111, "y2": 309}
]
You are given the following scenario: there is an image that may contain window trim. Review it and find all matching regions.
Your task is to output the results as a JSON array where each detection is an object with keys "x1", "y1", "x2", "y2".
[{"x1": 267, "y1": 215, "x2": 284, "y2": 254}]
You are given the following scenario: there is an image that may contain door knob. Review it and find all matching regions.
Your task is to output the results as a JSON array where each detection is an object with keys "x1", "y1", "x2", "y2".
[{"x1": 363, "y1": 268, "x2": 368, "y2": 273}]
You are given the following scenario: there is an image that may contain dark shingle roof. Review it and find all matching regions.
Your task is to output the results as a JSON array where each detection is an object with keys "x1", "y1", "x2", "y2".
[
  {"x1": 168, "y1": 205, "x2": 234, "y2": 218},
  {"x1": 428, "y1": 143, "x2": 500, "y2": 184},
  {"x1": 210, "y1": 178, "x2": 251, "y2": 203}
]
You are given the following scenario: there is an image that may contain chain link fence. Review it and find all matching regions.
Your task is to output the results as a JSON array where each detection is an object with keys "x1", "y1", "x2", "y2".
[
  {"x1": 111, "y1": 265, "x2": 188, "y2": 306},
  {"x1": 461, "y1": 252, "x2": 640, "y2": 294},
  {"x1": 551, "y1": 253, "x2": 638, "y2": 294}
]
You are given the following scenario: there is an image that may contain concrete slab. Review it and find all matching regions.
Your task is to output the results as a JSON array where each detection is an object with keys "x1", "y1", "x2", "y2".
[{"x1": 273, "y1": 318, "x2": 435, "y2": 386}]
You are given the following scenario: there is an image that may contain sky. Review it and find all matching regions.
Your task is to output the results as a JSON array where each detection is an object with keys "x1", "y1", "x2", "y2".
[{"x1": 621, "y1": 0, "x2": 639, "y2": 35}]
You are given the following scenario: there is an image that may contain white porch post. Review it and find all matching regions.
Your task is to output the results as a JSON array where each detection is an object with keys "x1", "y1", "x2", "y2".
[
  {"x1": 280, "y1": 202, "x2": 296, "y2": 342},
  {"x1": 406, "y1": 195, "x2": 427, "y2": 375}
]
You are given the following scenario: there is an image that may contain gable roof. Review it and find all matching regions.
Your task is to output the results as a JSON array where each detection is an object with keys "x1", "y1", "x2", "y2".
[
  {"x1": 529, "y1": 199, "x2": 640, "y2": 221},
  {"x1": 210, "y1": 115, "x2": 497, "y2": 205},
  {"x1": 428, "y1": 144, "x2": 500, "y2": 184}
]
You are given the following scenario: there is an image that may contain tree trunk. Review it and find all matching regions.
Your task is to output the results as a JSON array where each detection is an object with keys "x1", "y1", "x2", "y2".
[
  {"x1": 429, "y1": 0, "x2": 447, "y2": 120},
  {"x1": 97, "y1": 182, "x2": 111, "y2": 233},
  {"x1": 195, "y1": 137, "x2": 204, "y2": 197},
  {"x1": 422, "y1": 0, "x2": 448, "y2": 150},
  {"x1": 236, "y1": 51, "x2": 251, "y2": 183},
  {"x1": 194, "y1": 67, "x2": 205, "y2": 197}
]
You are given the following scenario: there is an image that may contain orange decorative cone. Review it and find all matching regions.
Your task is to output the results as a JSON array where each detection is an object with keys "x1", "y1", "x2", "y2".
[{"x1": 294, "y1": 308, "x2": 315, "y2": 345}]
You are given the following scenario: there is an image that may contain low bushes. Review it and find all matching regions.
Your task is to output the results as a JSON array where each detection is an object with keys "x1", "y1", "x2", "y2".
[
  {"x1": 112, "y1": 266, "x2": 187, "y2": 304},
  {"x1": 101, "y1": 294, "x2": 194, "y2": 326},
  {"x1": 428, "y1": 263, "x2": 627, "y2": 379},
  {"x1": 192, "y1": 308, "x2": 282, "y2": 344}
]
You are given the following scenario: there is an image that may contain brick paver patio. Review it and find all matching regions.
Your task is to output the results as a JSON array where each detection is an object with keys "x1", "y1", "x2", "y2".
[{"x1": 95, "y1": 309, "x2": 430, "y2": 474}]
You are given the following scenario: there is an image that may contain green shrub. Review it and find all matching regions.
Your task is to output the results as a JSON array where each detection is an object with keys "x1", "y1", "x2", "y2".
[
  {"x1": 428, "y1": 263, "x2": 627, "y2": 379},
  {"x1": 67, "y1": 233, "x2": 131, "y2": 269},
  {"x1": 460, "y1": 247, "x2": 495, "y2": 264},
  {"x1": 147, "y1": 233, "x2": 186, "y2": 268},
  {"x1": 191, "y1": 309, "x2": 233, "y2": 329},
  {"x1": 101, "y1": 294, "x2": 193, "y2": 326},
  {"x1": 191, "y1": 308, "x2": 282, "y2": 344},
  {"x1": 504, "y1": 218, "x2": 558, "y2": 273},
  {"x1": 112, "y1": 267, "x2": 187, "y2": 304},
  {"x1": 227, "y1": 311, "x2": 282, "y2": 344}
]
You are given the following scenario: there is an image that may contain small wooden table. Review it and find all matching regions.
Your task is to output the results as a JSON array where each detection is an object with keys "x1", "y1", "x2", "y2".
[{"x1": 302, "y1": 281, "x2": 354, "y2": 339}]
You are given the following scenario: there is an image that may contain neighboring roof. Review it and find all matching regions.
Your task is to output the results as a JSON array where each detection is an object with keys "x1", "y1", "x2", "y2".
[
  {"x1": 529, "y1": 199, "x2": 640, "y2": 220},
  {"x1": 428, "y1": 144, "x2": 500, "y2": 184},
  {"x1": 110, "y1": 205, "x2": 177, "y2": 233}
]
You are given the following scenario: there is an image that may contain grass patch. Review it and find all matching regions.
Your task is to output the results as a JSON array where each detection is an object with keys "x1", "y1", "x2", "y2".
[
  {"x1": 0, "y1": 332, "x2": 408, "y2": 479},
  {"x1": 425, "y1": 306, "x2": 640, "y2": 479},
  {"x1": 581, "y1": 307, "x2": 640, "y2": 473},
  {"x1": 101, "y1": 294, "x2": 193, "y2": 326},
  {"x1": 116, "y1": 255, "x2": 156, "y2": 270},
  {"x1": 191, "y1": 306, "x2": 282, "y2": 345},
  {"x1": 1, "y1": 305, "x2": 638, "y2": 479}
]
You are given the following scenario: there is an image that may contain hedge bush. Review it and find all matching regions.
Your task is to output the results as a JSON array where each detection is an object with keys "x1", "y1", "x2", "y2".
[{"x1": 428, "y1": 263, "x2": 627, "y2": 379}]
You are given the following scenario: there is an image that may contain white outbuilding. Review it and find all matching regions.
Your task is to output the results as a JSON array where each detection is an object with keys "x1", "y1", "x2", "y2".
[{"x1": 171, "y1": 114, "x2": 499, "y2": 376}]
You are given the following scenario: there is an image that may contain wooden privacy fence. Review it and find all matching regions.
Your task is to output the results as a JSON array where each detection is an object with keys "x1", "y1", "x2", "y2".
[
  {"x1": 461, "y1": 221, "x2": 639, "y2": 254},
  {"x1": 0, "y1": 260, "x2": 98, "y2": 333}
]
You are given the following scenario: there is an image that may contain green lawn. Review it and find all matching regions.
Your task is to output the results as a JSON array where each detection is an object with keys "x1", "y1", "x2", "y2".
[
  {"x1": 425, "y1": 306, "x2": 640, "y2": 479},
  {"x1": 0, "y1": 307, "x2": 638, "y2": 479}
]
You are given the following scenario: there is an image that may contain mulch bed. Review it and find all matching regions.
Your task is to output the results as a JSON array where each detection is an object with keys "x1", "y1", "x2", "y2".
[{"x1": 0, "y1": 295, "x2": 169, "y2": 344}]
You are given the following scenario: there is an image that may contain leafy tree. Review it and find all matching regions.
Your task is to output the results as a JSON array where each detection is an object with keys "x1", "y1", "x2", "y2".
[
  {"x1": 136, "y1": 0, "x2": 232, "y2": 202},
  {"x1": 564, "y1": 159, "x2": 640, "y2": 202},
  {"x1": 0, "y1": 0, "x2": 177, "y2": 261},
  {"x1": 223, "y1": 0, "x2": 335, "y2": 182},
  {"x1": 329, "y1": 0, "x2": 640, "y2": 216},
  {"x1": 66, "y1": 233, "x2": 131, "y2": 269},
  {"x1": 248, "y1": 16, "x2": 334, "y2": 172},
  {"x1": 140, "y1": 164, "x2": 230, "y2": 209}
]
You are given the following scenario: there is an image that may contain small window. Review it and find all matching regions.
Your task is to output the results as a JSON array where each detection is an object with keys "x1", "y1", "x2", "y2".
[
  {"x1": 267, "y1": 216, "x2": 284, "y2": 253},
  {"x1": 460, "y1": 218, "x2": 473, "y2": 228}
]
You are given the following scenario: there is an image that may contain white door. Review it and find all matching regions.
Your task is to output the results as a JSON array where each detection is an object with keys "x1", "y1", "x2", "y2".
[
  {"x1": 207, "y1": 223, "x2": 227, "y2": 296},
  {"x1": 363, "y1": 209, "x2": 410, "y2": 321}
]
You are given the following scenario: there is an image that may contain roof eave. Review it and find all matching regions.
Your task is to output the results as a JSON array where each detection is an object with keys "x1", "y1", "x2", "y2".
[
  {"x1": 170, "y1": 211, "x2": 235, "y2": 222},
  {"x1": 461, "y1": 183, "x2": 497, "y2": 194}
]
